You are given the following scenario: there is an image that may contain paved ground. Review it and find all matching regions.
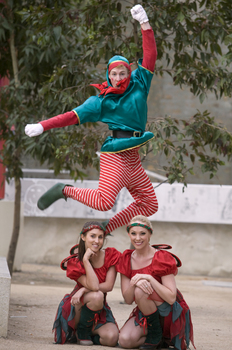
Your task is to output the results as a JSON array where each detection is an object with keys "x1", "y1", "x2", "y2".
[{"x1": 0, "y1": 263, "x2": 232, "y2": 350}]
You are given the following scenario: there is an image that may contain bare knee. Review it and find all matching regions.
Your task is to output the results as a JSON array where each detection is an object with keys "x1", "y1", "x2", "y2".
[
  {"x1": 134, "y1": 286, "x2": 147, "y2": 303},
  {"x1": 119, "y1": 331, "x2": 141, "y2": 349},
  {"x1": 119, "y1": 332, "x2": 134, "y2": 349},
  {"x1": 87, "y1": 291, "x2": 104, "y2": 309},
  {"x1": 92, "y1": 290, "x2": 104, "y2": 306},
  {"x1": 119, "y1": 320, "x2": 136, "y2": 348},
  {"x1": 102, "y1": 327, "x2": 119, "y2": 346}
]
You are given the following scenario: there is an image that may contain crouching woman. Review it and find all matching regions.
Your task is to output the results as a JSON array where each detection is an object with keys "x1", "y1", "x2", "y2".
[
  {"x1": 117, "y1": 215, "x2": 195, "y2": 350},
  {"x1": 53, "y1": 221, "x2": 121, "y2": 346}
]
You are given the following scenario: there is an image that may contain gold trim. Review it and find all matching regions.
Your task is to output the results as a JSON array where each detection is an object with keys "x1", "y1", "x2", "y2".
[
  {"x1": 72, "y1": 110, "x2": 81, "y2": 124},
  {"x1": 100, "y1": 136, "x2": 155, "y2": 154},
  {"x1": 138, "y1": 63, "x2": 154, "y2": 75}
]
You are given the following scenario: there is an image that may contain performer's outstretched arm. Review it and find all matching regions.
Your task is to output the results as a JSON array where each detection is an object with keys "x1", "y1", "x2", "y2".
[
  {"x1": 131, "y1": 4, "x2": 157, "y2": 72},
  {"x1": 25, "y1": 110, "x2": 78, "y2": 137},
  {"x1": 141, "y1": 26, "x2": 157, "y2": 72}
]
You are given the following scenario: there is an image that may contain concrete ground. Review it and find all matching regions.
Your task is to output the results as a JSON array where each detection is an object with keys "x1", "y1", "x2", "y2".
[{"x1": 0, "y1": 263, "x2": 232, "y2": 350}]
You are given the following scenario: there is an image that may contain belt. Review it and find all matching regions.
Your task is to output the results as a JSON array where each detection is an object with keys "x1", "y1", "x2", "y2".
[{"x1": 112, "y1": 130, "x2": 142, "y2": 138}]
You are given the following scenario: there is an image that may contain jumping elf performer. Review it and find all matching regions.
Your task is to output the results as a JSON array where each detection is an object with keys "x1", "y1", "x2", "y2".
[{"x1": 25, "y1": 5, "x2": 159, "y2": 235}]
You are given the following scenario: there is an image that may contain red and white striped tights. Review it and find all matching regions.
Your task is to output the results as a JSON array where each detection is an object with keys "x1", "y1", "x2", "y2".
[{"x1": 63, "y1": 148, "x2": 158, "y2": 233}]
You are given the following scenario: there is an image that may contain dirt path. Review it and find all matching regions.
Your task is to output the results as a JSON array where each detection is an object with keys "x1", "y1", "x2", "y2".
[{"x1": 0, "y1": 263, "x2": 232, "y2": 350}]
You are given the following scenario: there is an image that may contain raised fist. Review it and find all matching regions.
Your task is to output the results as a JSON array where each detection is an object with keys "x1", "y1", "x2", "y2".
[{"x1": 130, "y1": 4, "x2": 149, "y2": 24}]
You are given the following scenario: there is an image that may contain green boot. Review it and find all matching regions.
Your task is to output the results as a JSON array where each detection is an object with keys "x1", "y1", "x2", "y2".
[
  {"x1": 76, "y1": 304, "x2": 101, "y2": 346},
  {"x1": 139, "y1": 310, "x2": 162, "y2": 350},
  {"x1": 37, "y1": 183, "x2": 72, "y2": 210}
]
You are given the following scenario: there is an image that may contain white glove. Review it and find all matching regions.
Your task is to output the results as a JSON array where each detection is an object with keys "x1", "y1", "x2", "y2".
[
  {"x1": 25, "y1": 123, "x2": 44, "y2": 137},
  {"x1": 130, "y1": 4, "x2": 149, "y2": 24}
]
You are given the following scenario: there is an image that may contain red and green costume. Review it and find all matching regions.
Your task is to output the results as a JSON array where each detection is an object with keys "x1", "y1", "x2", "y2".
[
  {"x1": 53, "y1": 246, "x2": 121, "y2": 344},
  {"x1": 117, "y1": 246, "x2": 195, "y2": 350},
  {"x1": 39, "y1": 29, "x2": 158, "y2": 234}
]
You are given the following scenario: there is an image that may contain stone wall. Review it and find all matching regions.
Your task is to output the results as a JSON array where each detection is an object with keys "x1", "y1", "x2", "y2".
[
  {"x1": 21, "y1": 216, "x2": 232, "y2": 278},
  {"x1": 2, "y1": 179, "x2": 232, "y2": 277}
]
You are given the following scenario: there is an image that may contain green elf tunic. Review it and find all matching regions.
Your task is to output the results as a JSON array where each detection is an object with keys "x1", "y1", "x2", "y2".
[{"x1": 72, "y1": 56, "x2": 154, "y2": 154}]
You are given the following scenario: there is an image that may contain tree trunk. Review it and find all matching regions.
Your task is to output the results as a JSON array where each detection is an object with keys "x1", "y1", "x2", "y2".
[
  {"x1": 7, "y1": 178, "x2": 21, "y2": 275},
  {"x1": 9, "y1": 30, "x2": 19, "y2": 87},
  {"x1": 7, "y1": 19, "x2": 21, "y2": 275}
]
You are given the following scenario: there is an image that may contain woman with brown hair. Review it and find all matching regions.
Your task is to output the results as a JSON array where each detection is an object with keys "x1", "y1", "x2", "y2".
[{"x1": 53, "y1": 220, "x2": 121, "y2": 346}]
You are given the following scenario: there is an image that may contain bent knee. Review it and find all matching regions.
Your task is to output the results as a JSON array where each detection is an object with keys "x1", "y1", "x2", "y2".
[
  {"x1": 89, "y1": 291, "x2": 104, "y2": 306},
  {"x1": 141, "y1": 199, "x2": 158, "y2": 216},
  {"x1": 93, "y1": 290, "x2": 104, "y2": 301},
  {"x1": 119, "y1": 333, "x2": 134, "y2": 349},
  {"x1": 100, "y1": 201, "x2": 114, "y2": 211},
  {"x1": 149, "y1": 200, "x2": 158, "y2": 215},
  {"x1": 134, "y1": 286, "x2": 147, "y2": 301},
  {"x1": 103, "y1": 330, "x2": 119, "y2": 347}
]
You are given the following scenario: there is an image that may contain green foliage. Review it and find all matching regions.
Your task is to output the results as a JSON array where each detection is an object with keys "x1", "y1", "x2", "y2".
[
  {"x1": 53, "y1": 123, "x2": 105, "y2": 180},
  {"x1": 144, "y1": 0, "x2": 232, "y2": 99},
  {"x1": 145, "y1": 110, "x2": 232, "y2": 184},
  {"x1": 0, "y1": 0, "x2": 232, "y2": 186}
]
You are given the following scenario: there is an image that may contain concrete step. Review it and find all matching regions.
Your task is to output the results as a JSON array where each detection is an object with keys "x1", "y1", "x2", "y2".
[{"x1": 0, "y1": 257, "x2": 11, "y2": 337}]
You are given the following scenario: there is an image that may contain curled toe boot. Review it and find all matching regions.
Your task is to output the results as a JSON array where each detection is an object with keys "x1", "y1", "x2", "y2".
[{"x1": 37, "y1": 183, "x2": 72, "y2": 210}]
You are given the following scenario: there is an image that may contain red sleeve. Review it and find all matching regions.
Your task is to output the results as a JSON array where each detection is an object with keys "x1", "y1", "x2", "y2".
[
  {"x1": 141, "y1": 28, "x2": 157, "y2": 72},
  {"x1": 105, "y1": 247, "x2": 122, "y2": 269},
  {"x1": 116, "y1": 249, "x2": 133, "y2": 278},
  {"x1": 152, "y1": 250, "x2": 178, "y2": 277},
  {"x1": 66, "y1": 256, "x2": 85, "y2": 281},
  {"x1": 39, "y1": 111, "x2": 79, "y2": 131}
]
